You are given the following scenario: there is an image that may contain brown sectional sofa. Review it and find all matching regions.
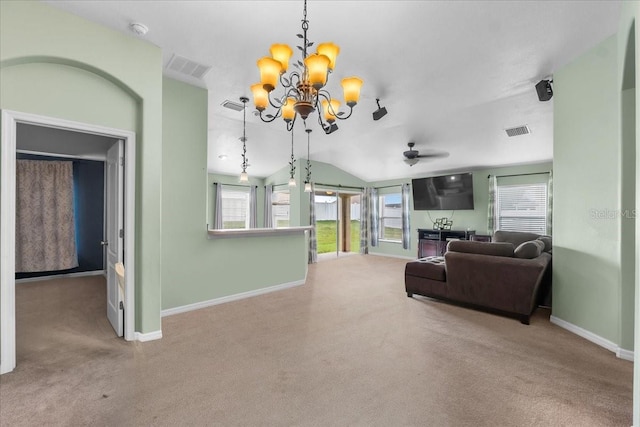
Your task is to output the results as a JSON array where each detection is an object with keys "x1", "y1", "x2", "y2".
[{"x1": 405, "y1": 231, "x2": 552, "y2": 324}]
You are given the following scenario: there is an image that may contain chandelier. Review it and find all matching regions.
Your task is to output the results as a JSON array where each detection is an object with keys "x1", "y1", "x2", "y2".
[{"x1": 250, "y1": 0, "x2": 363, "y2": 134}]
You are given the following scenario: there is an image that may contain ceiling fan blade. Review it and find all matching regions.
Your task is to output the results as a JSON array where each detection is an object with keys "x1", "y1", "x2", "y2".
[{"x1": 417, "y1": 151, "x2": 450, "y2": 159}]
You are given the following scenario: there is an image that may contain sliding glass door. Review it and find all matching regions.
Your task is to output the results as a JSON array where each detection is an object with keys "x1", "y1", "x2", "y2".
[{"x1": 314, "y1": 189, "x2": 361, "y2": 258}]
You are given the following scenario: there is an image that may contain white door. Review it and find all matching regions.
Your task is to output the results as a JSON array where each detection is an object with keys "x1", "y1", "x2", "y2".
[{"x1": 105, "y1": 140, "x2": 124, "y2": 337}]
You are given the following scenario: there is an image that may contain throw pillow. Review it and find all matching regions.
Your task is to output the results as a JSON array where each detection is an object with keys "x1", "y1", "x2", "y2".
[
  {"x1": 536, "y1": 236, "x2": 552, "y2": 253},
  {"x1": 514, "y1": 240, "x2": 544, "y2": 259}
]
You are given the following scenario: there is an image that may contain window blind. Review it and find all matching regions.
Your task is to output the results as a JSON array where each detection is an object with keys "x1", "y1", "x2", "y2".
[{"x1": 496, "y1": 183, "x2": 547, "y2": 234}]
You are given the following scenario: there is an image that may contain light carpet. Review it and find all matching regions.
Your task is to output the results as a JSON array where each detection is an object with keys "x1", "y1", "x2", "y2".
[{"x1": 0, "y1": 255, "x2": 633, "y2": 426}]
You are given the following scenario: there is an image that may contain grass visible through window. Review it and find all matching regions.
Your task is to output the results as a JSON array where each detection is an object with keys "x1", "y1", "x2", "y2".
[{"x1": 316, "y1": 220, "x2": 361, "y2": 254}]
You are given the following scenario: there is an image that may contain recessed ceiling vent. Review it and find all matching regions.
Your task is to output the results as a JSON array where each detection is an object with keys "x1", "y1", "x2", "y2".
[
  {"x1": 505, "y1": 125, "x2": 530, "y2": 137},
  {"x1": 165, "y1": 54, "x2": 211, "y2": 79},
  {"x1": 221, "y1": 100, "x2": 246, "y2": 112}
]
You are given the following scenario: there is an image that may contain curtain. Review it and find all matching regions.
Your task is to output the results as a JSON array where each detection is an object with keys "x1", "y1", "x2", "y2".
[
  {"x1": 401, "y1": 183, "x2": 411, "y2": 250},
  {"x1": 264, "y1": 184, "x2": 273, "y2": 228},
  {"x1": 16, "y1": 160, "x2": 79, "y2": 272},
  {"x1": 359, "y1": 188, "x2": 370, "y2": 254},
  {"x1": 249, "y1": 185, "x2": 258, "y2": 228},
  {"x1": 214, "y1": 182, "x2": 223, "y2": 229},
  {"x1": 308, "y1": 184, "x2": 317, "y2": 264},
  {"x1": 546, "y1": 171, "x2": 553, "y2": 235},
  {"x1": 487, "y1": 175, "x2": 497, "y2": 235},
  {"x1": 370, "y1": 187, "x2": 379, "y2": 247}
]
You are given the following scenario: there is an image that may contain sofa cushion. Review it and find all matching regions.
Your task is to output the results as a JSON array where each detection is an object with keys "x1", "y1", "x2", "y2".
[
  {"x1": 536, "y1": 235, "x2": 552, "y2": 253},
  {"x1": 514, "y1": 240, "x2": 544, "y2": 259},
  {"x1": 493, "y1": 230, "x2": 541, "y2": 248},
  {"x1": 447, "y1": 240, "x2": 514, "y2": 258},
  {"x1": 405, "y1": 257, "x2": 447, "y2": 281}
]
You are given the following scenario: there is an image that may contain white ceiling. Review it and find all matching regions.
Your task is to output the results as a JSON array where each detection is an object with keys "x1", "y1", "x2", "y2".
[{"x1": 44, "y1": 0, "x2": 622, "y2": 182}]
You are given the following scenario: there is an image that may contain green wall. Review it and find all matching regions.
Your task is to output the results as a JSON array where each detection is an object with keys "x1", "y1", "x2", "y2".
[
  {"x1": 162, "y1": 78, "x2": 308, "y2": 311},
  {"x1": 553, "y1": 35, "x2": 623, "y2": 345},
  {"x1": 0, "y1": 1, "x2": 163, "y2": 334},
  {"x1": 369, "y1": 162, "x2": 552, "y2": 258}
]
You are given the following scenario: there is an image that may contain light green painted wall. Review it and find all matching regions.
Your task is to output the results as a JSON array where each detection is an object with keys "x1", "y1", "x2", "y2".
[
  {"x1": 553, "y1": 35, "x2": 621, "y2": 343},
  {"x1": 369, "y1": 162, "x2": 552, "y2": 258},
  {"x1": 0, "y1": 1, "x2": 163, "y2": 334},
  {"x1": 162, "y1": 78, "x2": 308, "y2": 310}
]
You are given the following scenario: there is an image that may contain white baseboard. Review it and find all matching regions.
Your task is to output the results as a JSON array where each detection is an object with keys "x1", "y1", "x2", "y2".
[
  {"x1": 616, "y1": 348, "x2": 634, "y2": 362},
  {"x1": 550, "y1": 316, "x2": 634, "y2": 361},
  {"x1": 134, "y1": 330, "x2": 163, "y2": 342},
  {"x1": 368, "y1": 252, "x2": 416, "y2": 260},
  {"x1": 16, "y1": 270, "x2": 105, "y2": 284},
  {"x1": 161, "y1": 279, "x2": 306, "y2": 317}
]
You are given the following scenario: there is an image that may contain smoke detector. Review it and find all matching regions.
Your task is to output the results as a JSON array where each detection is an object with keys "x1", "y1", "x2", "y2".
[{"x1": 129, "y1": 22, "x2": 149, "y2": 36}]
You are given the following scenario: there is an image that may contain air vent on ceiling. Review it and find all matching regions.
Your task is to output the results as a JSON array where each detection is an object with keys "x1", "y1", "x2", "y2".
[
  {"x1": 505, "y1": 125, "x2": 531, "y2": 137},
  {"x1": 221, "y1": 100, "x2": 246, "y2": 112},
  {"x1": 165, "y1": 54, "x2": 211, "y2": 79}
]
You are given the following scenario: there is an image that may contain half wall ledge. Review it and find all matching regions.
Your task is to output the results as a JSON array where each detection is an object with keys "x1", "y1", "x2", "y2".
[{"x1": 207, "y1": 226, "x2": 313, "y2": 239}]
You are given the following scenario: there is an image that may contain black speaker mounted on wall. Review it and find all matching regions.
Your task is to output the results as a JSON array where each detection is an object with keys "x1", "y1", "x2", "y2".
[{"x1": 535, "y1": 79, "x2": 553, "y2": 101}]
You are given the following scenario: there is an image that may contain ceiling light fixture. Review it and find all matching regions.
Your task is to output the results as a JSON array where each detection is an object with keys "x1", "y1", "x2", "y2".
[
  {"x1": 250, "y1": 0, "x2": 363, "y2": 134},
  {"x1": 372, "y1": 98, "x2": 388, "y2": 121},
  {"x1": 288, "y1": 130, "x2": 297, "y2": 187},
  {"x1": 304, "y1": 128, "x2": 313, "y2": 192},
  {"x1": 239, "y1": 97, "x2": 249, "y2": 183}
]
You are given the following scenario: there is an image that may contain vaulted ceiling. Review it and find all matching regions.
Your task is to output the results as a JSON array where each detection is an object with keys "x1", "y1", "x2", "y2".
[{"x1": 45, "y1": 0, "x2": 622, "y2": 181}]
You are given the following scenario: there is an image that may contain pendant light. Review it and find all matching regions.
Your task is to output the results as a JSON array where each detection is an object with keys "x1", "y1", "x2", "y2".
[
  {"x1": 288, "y1": 128, "x2": 296, "y2": 187},
  {"x1": 304, "y1": 128, "x2": 312, "y2": 192},
  {"x1": 239, "y1": 97, "x2": 249, "y2": 182}
]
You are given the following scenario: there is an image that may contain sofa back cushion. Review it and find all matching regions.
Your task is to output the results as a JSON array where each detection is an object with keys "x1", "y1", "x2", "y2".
[
  {"x1": 536, "y1": 235, "x2": 553, "y2": 253},
  {"x1": 514, "y1": 240, "x2": 545, "y2": 259},
  {"x1": 447, "y1": 240, "x2": 514, "y2": 258},
  {"x1": 493, "y1": 230, "x2": 542, "y2": 247}
]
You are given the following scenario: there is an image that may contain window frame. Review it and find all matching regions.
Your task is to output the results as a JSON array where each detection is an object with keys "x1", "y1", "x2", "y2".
[
  {"x1": 220, "y1": 185, "x2": 251, "y2": 230},
  {"x1": 271, "y1": 189, "x2": 291, "y2": 228},
  {"x1": 496, "y1": 182, "x2": 548, "y2": 235},
  {"x1": 378, "y1": 192, "x2": 403, "y2": 243}
]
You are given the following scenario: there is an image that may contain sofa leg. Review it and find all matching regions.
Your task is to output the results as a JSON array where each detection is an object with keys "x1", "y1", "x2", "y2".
[
  {"x1": 520, "y1": 315, "x2": 530, "y2": 325},
  {"x1": 407, "y1": 292, "x2": 413, "y2": 298}
]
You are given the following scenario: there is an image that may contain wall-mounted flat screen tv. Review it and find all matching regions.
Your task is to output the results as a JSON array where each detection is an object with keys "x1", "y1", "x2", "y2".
[{"x1": 411, "y1": 173, "x2": 474, "y2": 210}]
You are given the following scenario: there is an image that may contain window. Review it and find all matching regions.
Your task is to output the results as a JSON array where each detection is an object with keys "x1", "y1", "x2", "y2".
[
  {"x1": 271, "y1": 190, "x2": 290, "y2": 228},
  {"x1": 379, "y1": 193, "x2": 402, "y2": 241},
  {"x1": 221, "y1": 186, "x2": 250, "y2": 229},
  {"x1": 496, "y1": 183, "x2": 548, "y2": 234}
]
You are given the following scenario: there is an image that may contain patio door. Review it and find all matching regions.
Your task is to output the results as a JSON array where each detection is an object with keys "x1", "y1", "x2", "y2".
[{"x1": 314, "y1": 189, "x2": 361, "y2": 258}]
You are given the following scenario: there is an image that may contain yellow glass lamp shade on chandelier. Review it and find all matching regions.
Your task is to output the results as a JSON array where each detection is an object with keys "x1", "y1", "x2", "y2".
[{"x1": 250, "y1": 0, "x2": 363, "y2": 134}]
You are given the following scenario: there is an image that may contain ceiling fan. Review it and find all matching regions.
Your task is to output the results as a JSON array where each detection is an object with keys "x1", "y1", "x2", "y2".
[{"x1": 403, "y1": 142, "x2": 449, "y2": 166}]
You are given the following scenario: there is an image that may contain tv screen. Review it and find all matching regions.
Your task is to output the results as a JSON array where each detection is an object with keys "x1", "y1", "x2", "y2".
[{"x1": 412, "y1": 173, "x2": 474, "y2": 210}]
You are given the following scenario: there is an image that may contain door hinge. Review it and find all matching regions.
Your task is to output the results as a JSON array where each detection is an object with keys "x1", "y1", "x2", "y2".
[
  {"x1": 120, "y1": 156, "x2": 124, "y2": 167},
  {"x1": 119, "y1": 301, "x2": 124, "y2": 310},
  {"x1": 119, "y1": 229, "x2": 124, "y2": 238}
]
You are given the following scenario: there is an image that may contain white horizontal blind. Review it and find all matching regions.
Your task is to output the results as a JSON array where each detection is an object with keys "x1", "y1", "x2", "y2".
[
  {"x1": 497, "y1": 183, "x2": 547, "y2": 234},
  {"x1": 221, "y1": 186, "x2": 250, "y2": 229}
]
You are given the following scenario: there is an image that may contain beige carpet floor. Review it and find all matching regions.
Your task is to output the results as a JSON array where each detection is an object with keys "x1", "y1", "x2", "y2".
[{"x1": 0, "y1": 255, "x2": 633, "y2": 426}]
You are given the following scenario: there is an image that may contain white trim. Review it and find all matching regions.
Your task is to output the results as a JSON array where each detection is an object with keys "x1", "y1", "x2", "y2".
[
  {"x1": 161, "y1": 279, "x2": 306, "y2": 317},
  {"x1": 134, "y1": 330, "x2": 163, "y2": 342},
  {"x1": 368, "y1": 252, "x2": 416, "y2": 260},
  {"x1": 17, "y1": 149, "x2": 106, "y2": 162},
  {"x1": 1, "y1": 110, "x2": 17, "y2": 375},
  {"x1": 1, "y1": 110, "x2": 137, "y2": 375},
  {"x1": 16, "y1": 270, "x2": 105, "y2": 284},
  {"x1": 617, "y1": 348, "x2": 635, "y2": 362},
  {"x1": 550, "y1": 316, "x2": 634, "y2": 361}
]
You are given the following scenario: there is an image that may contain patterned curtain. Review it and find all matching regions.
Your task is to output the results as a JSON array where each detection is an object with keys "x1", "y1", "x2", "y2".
[
  {"x1": 401, "y1": 183, "x2": 411, "y2": 250},
  {"x1": 546, "y1": 171, "x2": 553, "y2": 235},
  {"x1": 487, "y1": 175, "x2": 497, "y2": 235},
  {"x1": 370, "y1": 187, "x2": 379, "y2": 247},
  {"x1": 359, "y1": 188, "x2": 370, "y2": 254},
  {"x1": 249, "y1": 185, "x2": 258, "y2": 228},
  {"x1": 308, "y1": 183, "x2": 317, "y2": 264},
  {"x1": 16, "y1": 160, "x2": 79, "y2": 272},
  {"x1": 214, "y1": 182, "x2": 223, "y2": 229},
  {"x1": 264, "y1": 184, "x2": 273, "y2": 228}
]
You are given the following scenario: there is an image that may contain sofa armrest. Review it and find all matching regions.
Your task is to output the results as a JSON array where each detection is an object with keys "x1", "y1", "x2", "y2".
[{"x1": 444, "y1": 251, "x2": 551, "y2": 316}]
